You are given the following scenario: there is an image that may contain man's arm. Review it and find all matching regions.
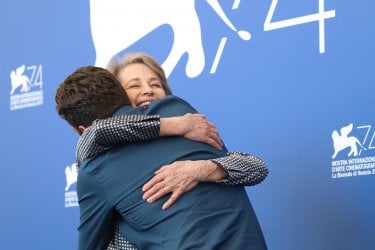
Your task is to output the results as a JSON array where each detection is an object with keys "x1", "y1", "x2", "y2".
[
  {"x1": 142, "y1": 152, "x2": 268, "y2": 209},
  {"x1": 77, "y1": 169, "x2": 115, "y2": 250}
]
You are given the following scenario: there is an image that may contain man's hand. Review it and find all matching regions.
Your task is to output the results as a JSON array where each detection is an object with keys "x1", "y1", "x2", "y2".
[
  {"x1": 142, "y1": 160, "x2": 228, "y2": 210},
  {"x1": 160, "y1": 114, "x2": 223, "y2": 150}
]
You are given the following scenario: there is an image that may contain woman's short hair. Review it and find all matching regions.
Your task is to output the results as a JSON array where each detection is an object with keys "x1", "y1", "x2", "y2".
[{"x1": 107, "y1": 52, "x2": 173, "y2": 95}]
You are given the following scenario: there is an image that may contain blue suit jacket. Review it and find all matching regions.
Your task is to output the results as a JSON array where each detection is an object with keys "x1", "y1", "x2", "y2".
[{"x1": 77, "y1": 96, "x2": 266, "y2": 250}]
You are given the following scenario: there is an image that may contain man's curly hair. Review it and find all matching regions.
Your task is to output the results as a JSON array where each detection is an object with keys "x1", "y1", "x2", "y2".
[{"x1": 55, "y1": 66, "x2": 129, "y2": 132}]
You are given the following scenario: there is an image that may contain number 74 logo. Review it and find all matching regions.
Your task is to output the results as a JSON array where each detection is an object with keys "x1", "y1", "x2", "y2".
[{"x1": 264, "y1": 0, "x2": 336, "y2": 53}]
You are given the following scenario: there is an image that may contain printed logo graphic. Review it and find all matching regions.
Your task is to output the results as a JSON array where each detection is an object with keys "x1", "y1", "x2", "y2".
[
  {"x1": 89, "y1": 0, "x2": 250, "y2": 78},
  {"x1": 331, "y1": 123, "x2": 375, "y2": 179},
  {"x1": 331, "y1": 123, "x2": 366, "y2": 159},
  {"x1": 10, "y1": 65, "x2": 31, "y2": 94},
  {"x1": 9, "y1": 64, "x2": 43, "y2": 111},
  {"x1": 65, "y1": 163, "x2": 78, "y2": 191},
  {"x1": 89, "y1": 0, "x2": 336, "y2": 78},
  {"x1": 64, "y1": 163, "x2": 78, "y2": 208}
]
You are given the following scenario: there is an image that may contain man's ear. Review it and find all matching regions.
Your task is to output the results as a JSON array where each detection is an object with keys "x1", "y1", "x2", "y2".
[{"x1": 78, "y1": 125, "x2": 87, "y2": 134}]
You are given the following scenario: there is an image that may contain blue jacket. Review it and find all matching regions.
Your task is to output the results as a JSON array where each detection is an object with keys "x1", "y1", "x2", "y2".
[{"x1": 77, "y1": 96, "x2": 266, "y2": 249}]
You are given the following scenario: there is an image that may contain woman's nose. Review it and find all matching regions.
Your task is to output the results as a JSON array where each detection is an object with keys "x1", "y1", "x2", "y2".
[{"x1": 141, "y1": 84, "x2": 153, "y2": 95}]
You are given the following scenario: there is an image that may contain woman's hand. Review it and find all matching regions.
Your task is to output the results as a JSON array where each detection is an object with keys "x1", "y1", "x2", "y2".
[
  {"x1": 160, "y1": 113, "x2": 223, "y2": 150},
  {"x1": 142, "y1": 160, "x2": 227, "y2": 210}
]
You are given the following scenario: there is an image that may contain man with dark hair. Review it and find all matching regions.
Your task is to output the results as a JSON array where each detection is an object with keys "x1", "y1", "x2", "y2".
[{"x1": 56, "y1": 66, "x2": 129, "y2": 131}]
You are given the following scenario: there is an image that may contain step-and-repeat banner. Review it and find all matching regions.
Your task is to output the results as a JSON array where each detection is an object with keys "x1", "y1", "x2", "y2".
[{"x1": 1, "y1": 1, "x2": 374, "y2": 249}]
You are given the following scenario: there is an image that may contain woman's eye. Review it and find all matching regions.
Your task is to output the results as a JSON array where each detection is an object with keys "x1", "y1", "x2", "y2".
[
  {"x1": 126, "y1": 82, "x2": 140, "y2": 89},
  {"x1": 151, "y1": 81, "x2": 162, "y2": 88}
]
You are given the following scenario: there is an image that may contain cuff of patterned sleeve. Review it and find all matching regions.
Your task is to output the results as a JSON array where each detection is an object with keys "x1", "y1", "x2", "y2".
[
  {"x1": 148, "y1": 115, "x2": 161, "y2": 139},
  {"x1": 211, "y1": 157, "x2": 233, "y2": 184}
]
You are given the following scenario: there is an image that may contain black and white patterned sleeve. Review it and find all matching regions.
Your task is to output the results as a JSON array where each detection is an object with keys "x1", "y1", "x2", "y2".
[
  {"x1": 107, "y1": 226, "x2": 137, "y2": 250},
  {"x1": 212, "y1": 152, "x2": 268, "y2": 186},
  {"x1": 75, "y1": 114, "x2": 160, "y2": 167},
  {"x1": 92, "y1": 114, "x2": 160, "y2": 145}
]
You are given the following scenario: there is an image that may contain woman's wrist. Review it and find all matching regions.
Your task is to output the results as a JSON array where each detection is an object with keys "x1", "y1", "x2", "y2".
[
  {"x1": 159, "y1": 117, "x2": 184, "y2": 136},
  {"x1": 200, "y1": 160, "x2": 228, "y2": 182}
]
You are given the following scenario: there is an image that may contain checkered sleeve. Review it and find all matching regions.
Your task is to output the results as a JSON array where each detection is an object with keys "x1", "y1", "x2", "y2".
[
  {"x1": 92, "y1": 114, "x2": 160, "y2": 145},
  {"x1": 212, "y1": 152, "x2": 268, "y2": 186},
  {"x1": 107, "y1": 226, "x2": 137, "y2": 250},
  {"x1": 75, "y1": 114, "x2": 160, "y2": 167}
]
